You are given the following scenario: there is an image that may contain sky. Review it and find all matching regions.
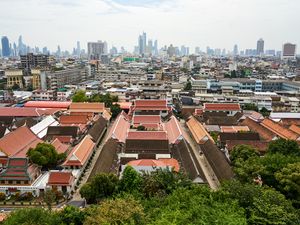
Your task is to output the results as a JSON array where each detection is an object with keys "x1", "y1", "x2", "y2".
[{"x1": 0, "y1": 0, "x2": 299, "y2": 53}]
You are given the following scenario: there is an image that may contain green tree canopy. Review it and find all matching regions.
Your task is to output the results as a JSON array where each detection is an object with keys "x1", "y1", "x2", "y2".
[
  {"x1": 230, "y1": 145, "x2": 260, "y2": 165},
  {"x1": 80, "y1": 173, "x2": 119, "y2": 204},
  {"x1": 268, "y1": 139, "x2": 300, "y2": 156},
  {"x1": 72, "y1": 90, "x2": 89, "y2": 102},
  {"x1": 119, "y1": 166, "x2": 142, "y2": 193},
  {"x1": 110, "y1": 104, "x2": 121, "y2": 118},
  {"x1": 183, "y1": 81, "x2": 192, "y2": 91},
  {"x1": 27, "y1": 143, "x2": 66, "y2": 169}
]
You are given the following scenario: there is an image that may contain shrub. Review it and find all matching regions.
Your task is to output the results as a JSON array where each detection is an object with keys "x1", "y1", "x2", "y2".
[{"x1": 0, "y1": 193, "x2": 6, "y2": 201}]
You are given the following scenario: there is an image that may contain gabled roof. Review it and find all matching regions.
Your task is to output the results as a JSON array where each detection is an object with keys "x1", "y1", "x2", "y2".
[
  {"x1": 46, "y1": 126, "x2": 78, "y2": 140},
  {"x1": 51, "y1": 138, "x2": 69, "y2": 154},
  {"x1": 241, "y1": 117, "x2": 276, "y2": 141},
  {"x1": 88, "y1": 116, "x2": 107, "y2": 142},
  {"x1": 220, "y1": 126, "x2": 250, "y2": 133},
  {"x1": 127, "y1": 131, "x2": 168, "y2": 140},
  {"x1": 60, "y1": 115, "x2": 88, "y2": 124},
  {"x1": 261, "y1": 118, "x2": 299, "y2": 140},
  {"x1": 0, "y1": 107, "x2": 61, "y2": 117},
  {"x1": 226, "y1": 140, "x2": 269, "y2": 154},
  {"x1": 69, "y1": 102, "x2": 105, "y2": 113},
  {"x1": 132, "y1": 100, "x2": 168, "y2": 111},
  {"x1": 0, "y1": 158, "x2": 34, "y2": 181},
  {"x1": 106, "y1": 112, "x2": 130, "y2": 143},
  {"x1": 0, "y1": 126, "x2": 42, "y2": 157},
  {"x1": 47, "y1": 171, "x2": 74, "y2": 186},
  {"x1": 289, "y1": 124, "x2": 300, "y2": 135},
  {"x1": 132, "y1": 115, "x2": 161, "y2": 125},
  {"x1": 63, "y1": 135, "x2": 95, "y2": 167},
  {"x1": 219, "y1": 132, "x2": 260, "y2": 145},
  {"x1": 30, "y1": 116, "x2": 59, "y2": 139},
  {"x1": 24, "y1": 101, "x2": 71, "y2": 109},
  {"x1": 164, "y1": 116, "x2": 183, "y2": 144},
  {"x1": 186, "y1": 116, "x2": 213, "y2": 144},
  {"x1": 127, "y1": 158, "x2": 180, "y2": 172},
  {"x1": 203, "y1": 103, "x2": 241, "y2": 111}
]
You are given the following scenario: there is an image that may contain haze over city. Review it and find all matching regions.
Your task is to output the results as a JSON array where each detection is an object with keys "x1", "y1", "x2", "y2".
[{"x1": 1, "y1": 0, "x2": 300, "y2": 52}]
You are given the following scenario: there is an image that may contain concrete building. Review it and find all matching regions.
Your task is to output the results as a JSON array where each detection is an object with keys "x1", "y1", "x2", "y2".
[
  {"x1": 5, "y1": 70, "x2": 24, "y2": 89},
  {"x1": 20, "y1": 53, "x2": 49, "y2": 70},
  {"x1": 282, "y1": 43, "x2": 297, "y2": 59},
  {"x1": 256, "y1": 38, "x2": 264, "y2": 56},
  {"x1": 87, "y1": 41, "x2": 107, "y2": 60}
]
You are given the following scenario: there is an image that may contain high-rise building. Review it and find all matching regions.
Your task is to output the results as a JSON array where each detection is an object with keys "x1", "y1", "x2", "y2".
[
  {"x1": 1, "y1": 36, "x2": 10, "y2": 57},
  {"x1": 138, "y1": 35, "x2": 144, "y2": 55},
  {"x1": 233, "y1": 44, "x2": 239, "y2": 56},
  {"x1": 142, "y1": 32, "x2": 147, "y2": 53},
  {"x1": 148, "y1": 39, "x2": 153, "y2": 54},
  {"x1": 282, "y1": 43, "x2": 297, "y2": 59},
  {"x1": 154, "y1": 40, "x2": 158, "y2": 55},
  {"x1": 87, "y1": 41, "x2": 106, "y2": 60},
  {"x1": 76, "y1": 41, "x2": 81, "y2": 56},
  {"x1": 20, "y1": 53, "x2": 49, "y2": 70},
  {"x1": 256, "y1": 38, "x2": 264, "y2": 56}
]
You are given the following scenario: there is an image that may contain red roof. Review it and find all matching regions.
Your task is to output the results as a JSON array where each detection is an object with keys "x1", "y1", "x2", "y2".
[
  {"x1": 51, "y1": 138, "x2": 69, "y2": 154},
  {"x1": 106, "y1": 113, "x2": 130, "y2": 143},
  {"x1": 60, "y1": 115, "x2": 88, "y2": 124},
  {"x1": 0, "y1": 126, "x2": 42, "y2": 157},
  {"x1": 113, "y1": 102, "x2": 132, "y2": 110},
  {"x1": 63, "y1": 135, "x2": 95, "y2": 167},
  {"x1": 127, "y1": 158, "x2": 180, "y2": 172},
  {"x1": 47, "y1": 172, "x2": 74, "y2": 186},
  {"x1": 24, "y1": 101, "x2": 71, "y2": 109},
  {"x1": 261, "y1": 119, "x2": 299, "y2": 140},
  {"x1": 164, "y1": 116, "x2": 183, "y2": 144},
  {"x1": 133, "y1": 100, "x2": 168, "y2": 111},
  {"x1": 203, "y1": 103, "x2": 241, "y2": 111},
  {"x1": 132, "y1": 115, "x2": 161, "y2": 125},
  {"x1": 69, "y1": 102, "x2": 105, "y2": 113},
  {"x1": 0, "y1": 107, "x2": 61, "y2": 117},
  {"x1": 127, "y1": 131, "x2": 168, "y2": 140}
]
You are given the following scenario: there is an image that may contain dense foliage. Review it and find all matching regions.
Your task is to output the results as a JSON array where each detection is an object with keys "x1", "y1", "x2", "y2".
[
  {"x1": 27, "y1": 143, "x2": 66, "y2": 169},
  {"x1": 5, "y1": 139, "x2": 300, "y2": 224}
]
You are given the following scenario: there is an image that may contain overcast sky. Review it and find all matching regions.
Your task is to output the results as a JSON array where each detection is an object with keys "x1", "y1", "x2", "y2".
[{"x1": 1, "y1": 0, "x2": 299, "y2": 53}]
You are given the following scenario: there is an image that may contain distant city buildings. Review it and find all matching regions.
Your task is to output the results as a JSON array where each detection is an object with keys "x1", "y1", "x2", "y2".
[
  {"x1": 282, "y1": 43, "x2": 297, "y2": 59},
  {"x1": 87, "y1": 40, "x2": 107, "y2": 60},
  {"x1": 1, "y1": 36, "x2": 10, "y2": 57},
  {"x1": 256, "y1": 38, "x2": 264, "y2": 56}
]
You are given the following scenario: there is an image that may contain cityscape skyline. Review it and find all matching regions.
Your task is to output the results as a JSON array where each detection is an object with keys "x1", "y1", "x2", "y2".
[{"x1": 1, "y1": 0, "x2": 299, "y2": 53}]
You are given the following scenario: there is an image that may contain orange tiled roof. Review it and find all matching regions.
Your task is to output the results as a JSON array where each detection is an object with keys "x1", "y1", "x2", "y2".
[
  {"x1": 47, "y1": 171, "x2": 73, "y2": 185},
  {"x1": 24, "y1": 101, "x2": 71, "y2": 109},
  {"x1": 132, "y1": 115, "x2": 161, "y2": 125},
  {"x1": 106, "y1": 113, "x2": 130, "y2": 143},
  {"x1": 60, "y1": 115, "x2": 88, "y2": 124},
  {"x1": 164, "y1": 116, "x2": 183, "y2": 144},
  {"x1": 0, "y1": 126, "x2": 42, "y2": 157},
  {"x1": 51, "y1": 138, "x2": 69, "y2": 154},
  {"x1": 220, "y1": 126, "x2": 250, "y2": 133},
  {"x1": 261, "y1": 119, "x2": 299, "y2": 140},
  {"x1": 204, "y1": 103, "x2": 241, "y2": 111},
  {"x1": 289, "y1": 124, "x2": 300, "y2": 135},
  {"x1": 127, "y1": 158, "x2": 180, "y2": 172},
  {"x1": 63, "y1": 135, "x2": 95, "y2": 166},
  {"x1": 69, "y1": 102, "x2": 105, "y2": 113},
  {"x1": 186, "y1": 117, "x2": 213, "y2": 144},
  {"x1": 127, "y1": 131, "x2": 168, "y2": 140}
]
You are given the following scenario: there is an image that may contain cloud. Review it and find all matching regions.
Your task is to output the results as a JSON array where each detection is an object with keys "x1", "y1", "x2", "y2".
[{"x1": 109, "y1": 0, "x2": 168, "y2": 8}]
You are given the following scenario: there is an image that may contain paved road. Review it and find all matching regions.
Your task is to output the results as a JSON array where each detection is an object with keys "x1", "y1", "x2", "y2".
[
  {"x1": 72, "y1": 122, "x2": 113, "y2": 201},
  {"x1": 180, "y1": 120, "x2": 220, "y2": 190}
]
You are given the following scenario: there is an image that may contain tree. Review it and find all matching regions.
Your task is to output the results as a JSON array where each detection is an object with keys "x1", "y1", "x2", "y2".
[
  {"x1": 27, "y1": 143, "x2": 66, "y2": 169},
  {"x1": 11, "y1": 83, "x2": 20, "y2": 90},
  {"x1": 183, "y1": 81, "x2": 192, "y2": 91},
  {"x1": 137, "y1": 125, "x2": 146, "y2": 131},
  {"x1": 230, "y1": 145, "x2": 260, "y2": 165},
  {"x1": 260, "y1": 107, "x2": 270, "y2": 117},
  {"x1": 275, "y1": 162, "x2": 300, "y2": 205},
  {"x1": 147, "y1": 186, "x2": 247, "y2": 225},
  {"x1": 268, "y1": 139, "x2": 300, "y2": 156},
  {"x1": 43, "y1": 189, "x2": 56, "y2": 210},
  {"x1": 58, "y1": 205, "x2": 86, "y2": 225},
  {"x1": 110, "y1": 104, "x2": 121, "y2": 118},
  {"x1": 80, "y1": 173, "x2": 119, "y2": 204},
  {"x1": 243, "y1": 103, "x2": 258, "y2": 111},
  {"x1": 249, "y1": 188, "x2": 299, "y2": 225},
  {"x1": 72, "y1": 90, "x2": 88, "y2": 102},
  {"x1": 119, "y1": 166, "x2": 142, "y2": 193},
  {"x1": 84, "y1": 195, "x2": 145, "y2": 225},
  {"x1": 3, "y1": 208, "x2": 61, "y2": 225}
]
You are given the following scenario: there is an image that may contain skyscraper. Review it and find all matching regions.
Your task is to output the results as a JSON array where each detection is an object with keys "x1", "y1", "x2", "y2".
[
  {"x1": 138, "y1": 35, "x2": 144, "y2": 55},
  {"x1": 76, "y1": 41, "x2": 81, "y2": 56},
  {"x1": 87, "y1": 41, "x2": 106, "y2": 60},
  {"x1": 256, "y1": 38, "x2": 264, "y2": 56},
  {"x1": 1, "y1": 36, "x2": 10, "y2": 57},
  {"x1": 233, "y1": 44, "x2": 239, "y2": 56},
  {"x1": 154, "y1": 40, "x2": 158, "y2": 55},
  {"x1": 142, "y1": 32, "x2": 147, "y2": 53},
  {"x1": 282, "y1": 43, "x2": 297, "y2": 59}
]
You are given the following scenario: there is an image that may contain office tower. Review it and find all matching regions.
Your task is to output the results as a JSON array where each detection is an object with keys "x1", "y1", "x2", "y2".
[
  {"x1": 195, "y1": 47, "x2": 200, "y2": 54},
  {"x1": 233, "y1": 44, "x2": 239, "y2": 56},
  {"x1": 148, "y1": 39, "x2": 153, "y2": 54},
  {"x1": 13, "y1": 43, "x2": 17, "y2": 57},
  {"x1": 110, "y1": 46, "x2": 118, "y2": 55},
  {"x1": 167, "y1": 44, "x2": 176, "y2": 57},
  {"x1": 18, "y1": 35, "x2": 24, "y2": 55},
  {"x1": 186, "y1": 47, "x2": 189, "y2": 56},
  {"x1": 138, "y1": 35, "x2": 144, "y2": 55},
  {"x1": 1, "y1": 36, "x2": 10, "y2": 57},
  {"x1": 87, "y1": 41, "x2": 106, "y2": 60},
  {"x1": 76, "y1": 41, "x2": 81, "y2": 56},
  {"x1": 142, "y1": 32, "x2": 147, "y2": 53},
  {"x1": 154, "y1": 40, "x2": 158, "y2": 55},
  {"x1": 57, "y1": 45, "x2": 61, "y2": 57},
  {"x1": 282, "y1": 43, "x2": 297, "y2": 59},
  {"x1": 265, "y1": 49, "x2": 275, "y2": 56},
  {"x1": 256, "y1": 38, "x2": 264, "y2": 56},
  {"x1": 42, "y1": 47, "x2": 48, "y2": 55}
]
